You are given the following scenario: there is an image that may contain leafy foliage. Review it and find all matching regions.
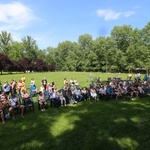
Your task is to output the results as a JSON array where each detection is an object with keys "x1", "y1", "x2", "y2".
[{"x1": 0, "y1": 22, "x2": 150, "y2": 73}]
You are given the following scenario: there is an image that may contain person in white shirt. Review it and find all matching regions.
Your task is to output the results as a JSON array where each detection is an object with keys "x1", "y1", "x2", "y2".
[
  {"x1": 73, "y1": 87, "x2": 83, "y2": 102},
  {"x1": 37, "y1": 91, "x2": 47, "y2": 111},
  {"x1": 8, "y1": 94, "x2": 25, "y2": 119},
  {"x1": 49, "y1": 88, "x2": 59, "y2": 107}
]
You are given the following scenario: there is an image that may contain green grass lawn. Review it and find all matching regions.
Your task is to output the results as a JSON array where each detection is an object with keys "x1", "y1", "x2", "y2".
[
  {"x1": 0, "y1": 72, "x2": 149, "y2": 150},
  {"x1": 0, "y1": 71, "x2": 145, "y2": 89}
]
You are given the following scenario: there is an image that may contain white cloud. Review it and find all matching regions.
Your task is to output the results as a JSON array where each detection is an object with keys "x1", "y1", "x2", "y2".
[
  {"x1": 0, "y1": 1, "x2": 38, "y2": 31},
  {"x1": 97, "y1": 9, "x2": 121, "y2": 21},
  {"x1": 124, "y1": 11, "x2": 136, "y2": 17}
]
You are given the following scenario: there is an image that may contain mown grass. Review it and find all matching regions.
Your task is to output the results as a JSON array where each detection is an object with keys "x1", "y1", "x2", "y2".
[
  {"x1": 0, "y1": 72, "x2": 149, "y2": 150},
  {"x1": 0, "y1": 71, "x2": 145, "y2": 89}
]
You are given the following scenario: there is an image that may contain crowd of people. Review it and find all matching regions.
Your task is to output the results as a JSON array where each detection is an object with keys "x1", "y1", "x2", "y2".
[{"x1": 0, "y1": 73, "x2": 150, "y2": 125}]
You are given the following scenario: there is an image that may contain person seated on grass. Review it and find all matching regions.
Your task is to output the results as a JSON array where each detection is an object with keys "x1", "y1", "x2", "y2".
[
  {"x1": 120, "y1": 84, "x2": 127, "y2": 98},
  {"x1": 138, "y1": 84, "x2": 145, "y2": 97},
  {"x1": 126, "y1": 85, "x2": 134, "y2": 99},
  {"x1": 56, "y1": 90, "x2": 66, "y2": 106},
  {"x1": 132, "y1": 85, "x2": 139, "y2": 97},
  {"x1": 106, "y1": 85, "x2": 113, "y2": 99},
  {"x1": 37, "y1": 91, "x2": 47, "y2": 111},
  {"x1": 98, "y1": 85, "x2": 106, "y2": 100},
  {"x1": 49, "y1": 88, "x2": 59, "y2": 108},
  {"x1": 21, "y1": 89, "x2": 32, "y2": 106},
  {"x1": 3, "y1": 81, "x2": 11, "y2": 97},
  {"x1": 11, "y1": 79, "x2": 17, "y2": 95},
  {"x1": 73, "y1": 86, "x2": 83, "y2": 102},
  {"x1": 66, "y1": 88, "x2": 77, "y2": 105},
  {"x1": 8, "y1": 93, "x2": 25, "y2": 120},
  {"x1": 0, "y1": 102, "x2": 5, "y2": 124},
  {"x1": 17, "y1": 79, "x2": 26, "y2": 95},
  {"x1": 114, "y1": 85, "x2": 122, "y2": 100},
  {"x1": 0, "y1": 92, "x2": 8, "y2": 107},
  {"x1": 90, "y1": 87, "x2": 97, "y2": 101},
  {"x1": 30, "y1": 84, "x2": 37, "y2": 97},
  {"x1": 81, "y1": 87, "x2": 89, "y2": 101}
]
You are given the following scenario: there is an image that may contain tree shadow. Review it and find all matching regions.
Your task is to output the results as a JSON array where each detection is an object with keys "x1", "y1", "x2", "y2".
[{"x1": 0, "y1": 97, "x2": 150, "y2": 150}]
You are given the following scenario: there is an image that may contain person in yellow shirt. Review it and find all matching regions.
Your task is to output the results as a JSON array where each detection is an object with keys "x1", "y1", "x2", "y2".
[
  {"x1": 21, "y1": 75, "x2": 26, "y2": 83},
  {"x1": 127, "y1": 73, "x2": 132, "y2": 80}
]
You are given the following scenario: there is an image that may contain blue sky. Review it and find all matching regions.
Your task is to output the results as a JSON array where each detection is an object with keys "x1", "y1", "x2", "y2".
[{"x1": 0, "y1": 0, "x2": 149, "y2": 49}]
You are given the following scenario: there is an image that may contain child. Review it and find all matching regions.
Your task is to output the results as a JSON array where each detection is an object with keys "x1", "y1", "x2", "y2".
[{"x1": 37, "y1": 91, "x2": 47, "y2": 111}]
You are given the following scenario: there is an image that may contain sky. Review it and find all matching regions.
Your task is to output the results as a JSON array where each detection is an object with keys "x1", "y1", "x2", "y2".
[{"x1": 0, "y1": 0, "x2": 149, "y2": 49}]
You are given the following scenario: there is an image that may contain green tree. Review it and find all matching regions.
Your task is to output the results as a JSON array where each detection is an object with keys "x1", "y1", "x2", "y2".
[
  {"x1": 78, "y1": 34, "x2": 93, "y2": 71},
  {"x1": 45, "y1": 46, "x2": 56, "y2": 65},
  {"x1": 111, "y1": 25, "x2": 133, "y2": 52},
  {"x1": 0, "y1": 31, "x2": 12, "y2": 55},
  {"x1": 8, "y1": 41, "x2": 24, "y2": 60},
  {"x1": 54, "y1": 41, "x2": 73, "y2": 71},
  {"x1": 141, "y1": 22, "x2": 150, "y2": 49},
  {"x1": 21, "y1": 36, "x2": 39, "y2": 62}
]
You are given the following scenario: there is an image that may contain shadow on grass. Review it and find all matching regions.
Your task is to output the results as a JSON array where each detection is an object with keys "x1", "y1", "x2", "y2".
[{"x1": 0, "y1": 97, "x2": 150, "y2": 150}]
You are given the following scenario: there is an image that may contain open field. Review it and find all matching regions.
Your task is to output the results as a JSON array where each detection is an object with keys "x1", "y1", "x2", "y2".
[
  {"x1": 0, "y1": 72, "x2": 149, "y2": 150},
  {"x1": 0, "y1": 72, "x2": 145, "y2": 89}
]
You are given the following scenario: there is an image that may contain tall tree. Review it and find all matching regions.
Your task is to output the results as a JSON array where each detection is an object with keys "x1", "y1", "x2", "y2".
[
  {"x1": 141, "y1": 22, "x2": 150, "y2": 48},
  {"x1": 21, "y1": 36, "x2": 39, "y2": 62},
  {"x1": 78, "y1": 34, "x2": 93, "y2": 71},
  {"x1": 55, "y1": 41, "x2": 73, "y2": 71},
  {"x1": 0, "y1": 31, "x2": 12, "y2": 55},
  {"x1": 111, "y1": 25, "x2": 133, "y2": 52},
  {"x1": 78, "y1": 34, "x2": 93, "y2": 51},
  {"x1": 8, "y1": 41, "x2": 24, "y2": 60}
]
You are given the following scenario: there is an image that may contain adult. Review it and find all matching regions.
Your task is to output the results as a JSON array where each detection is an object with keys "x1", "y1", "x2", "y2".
[
  {"x1": 90, "y1": 87, "x2": 97, "y2": 101},
  {"x1": 73, "y1": 87, "x2": 83, "y2": 102},
  {"x1": 81, "y1": 87, "x2": 89, "y2": 101},
  {"x1": 41, "y1": 77, "x2": 47, "y2": 91},
  {"x1": 64, "y1": 78, "x2": 68, "y2": 86},
  {"x1": 11, "y1": 79, "x2": 17, "y2": 94},
  {"x1": 21, "y1": 89, "x2": 31, "y2": 101},
  {"x1": 21, "y1": 75, "x2": 26, "y2": 83},
  {"x1": 8, "y1": 94, "x2": 25, "y2": 119},
  {"x1": 3, "y1": 81, "x2": 10, "y2": 96},
  {"x1": 17, "y1": 80, "x2": 26, "y2": 94}
]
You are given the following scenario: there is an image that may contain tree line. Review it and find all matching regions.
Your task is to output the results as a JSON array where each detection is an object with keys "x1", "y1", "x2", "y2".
[{"x1": 0, "y1": 22, "x2": 150, "y2": 74}]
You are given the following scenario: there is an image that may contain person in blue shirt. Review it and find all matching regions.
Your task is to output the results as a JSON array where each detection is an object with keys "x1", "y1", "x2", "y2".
[
  {"x1": 30, "y1": 84, "x2": 37, "y2": 97},
  {"x1": 3, "y1": 81, "x2": 10, "y2": 96}
]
